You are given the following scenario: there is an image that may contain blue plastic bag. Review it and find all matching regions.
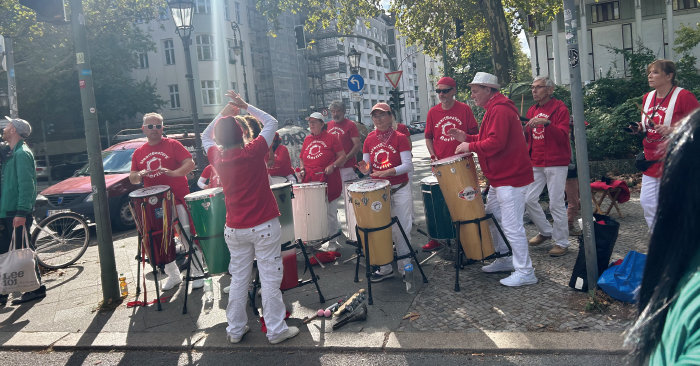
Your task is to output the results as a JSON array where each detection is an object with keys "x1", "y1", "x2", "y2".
[{"x1": 597, "y1": 251, "x2": 647, "y2": 303}]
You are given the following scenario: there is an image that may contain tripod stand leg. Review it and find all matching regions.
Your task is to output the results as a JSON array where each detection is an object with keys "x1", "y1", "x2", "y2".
[
  {"x1": 147, "y1": 232, "x2": 163, "y2": 311},
  {"x1": 454, "y1": 222, "x2": 461, "y2": 292},
  {"x1": 362, "y1": 230, "x2": 373, "y2": 305},
  {"x1": 395, "y1": 217, "x2": 428, "y2": 283},
  {"x1": 488, "y1": 214, "x2": 513, "y2": 256},
  {"x1": 297, "y1": 239, "x2": 325, "y2": 304},
  {"x1": 354, "y1": 226, "x2": 361, "y2": 282},
  {"x1": 136, "y1": 233, "x2": 142, "y2": 296}
]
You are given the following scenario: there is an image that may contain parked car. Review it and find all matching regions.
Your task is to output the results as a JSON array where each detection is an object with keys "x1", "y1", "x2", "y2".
[
  {"x1": 408, "y1": 122, "x2": 425, "y2": 134},
  {"x1": 33, "y1": 134, "x2": 197, "y2": 230},
  {"x1": 35, "y1": 159, "x2": 49, "y2": 180},
  {"x1": 50, "y1": 153, "x2": 89, "y2": 180}
]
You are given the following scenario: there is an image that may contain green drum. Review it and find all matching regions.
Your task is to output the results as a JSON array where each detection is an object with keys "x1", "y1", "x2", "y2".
[
  {"x1": 270, "y1": 177, "x2": 295, "y2": 246},
  {"x1": 185, "y1": 187, "x2": 230, "y2": 275},
  {"x1": 421, "y1": 175, "x2": 456, "y2": 240}
]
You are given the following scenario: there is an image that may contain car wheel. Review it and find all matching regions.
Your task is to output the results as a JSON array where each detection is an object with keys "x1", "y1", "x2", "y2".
[{"x1": 113, "y1": 198, "x2": 135, "y2": 230}]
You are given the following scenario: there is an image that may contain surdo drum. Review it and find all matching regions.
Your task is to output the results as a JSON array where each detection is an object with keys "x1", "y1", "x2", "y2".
[
  {"x1": 291, "y1": 182, "x2": 329, "y2": 243},
  {"x1": 431, "y1": 154, "x2": 495, "y2": 260},
  {"x1": 347, "y1": 179, "x2": 393, "y2": 266},
  {"x1": 420, "y1": 175, "x2": 456, "y2": 240},
  {"x1": 270, "y1": 177, "x2": 295, "y2": 246},
  {"x1": 129, "y1": 185, "x2": 177, "y2": 267}
]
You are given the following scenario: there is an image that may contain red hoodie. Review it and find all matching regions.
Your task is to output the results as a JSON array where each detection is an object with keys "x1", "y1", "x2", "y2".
[
  {"x1": 467, "y1": 93, "x2": 534, "y2": 188},
  {"x1": 525, "y1": 98, "x2": 571, "y2": 167}
]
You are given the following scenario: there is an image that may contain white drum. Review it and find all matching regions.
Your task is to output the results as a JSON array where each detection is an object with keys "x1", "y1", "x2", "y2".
[
  {"x1": 270, "y1": 177, "x2": 295, "y2": 247},
  {"x1": 342, "y1": 179, "x2": 363, "y2": 242},
  {"x1": 292, "y1": 182, "x2": 329, "y2": 242}
]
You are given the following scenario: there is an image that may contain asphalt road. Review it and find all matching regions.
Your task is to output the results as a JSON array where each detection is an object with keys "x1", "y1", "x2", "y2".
[{"x1": 0, "y1": 350, "x2": 626, "y2": 365}]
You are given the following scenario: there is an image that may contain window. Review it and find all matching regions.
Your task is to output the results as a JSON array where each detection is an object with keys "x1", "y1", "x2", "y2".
[
  {"x1": 136, "y1": 51, "x2": 149, "y2": 68},
  {"x1": 227, "y1": 39, "x2": 237, "y2": 63},
  {"x1": 195, "y1": 0, "x2": 210, "y2": 14},
  {"x1": 588, "y1": 29, "x2": 596, "y2": 81},
  {"x1": 591, "y1": 1, "x2": 619, "y2": 24},
  {"x1": 546, "y1": 35, "x2": 554, "y2": 77},
  {"x1": 622, "y1": 24, "x2": 633, "y2": 77},
  {"x1": 370, "y1": 85, "x2": 376, "y2": 94},
  {"x1": 234, "y1": 2, "x2": 241, "y2": 23},
  {"x1": 378, "y1": 86, "x2": 384, "y2": 95},
  {"x1": 196, "y1": 35, "x2": 215, "y2": 61},
  {"x1": 369, "y1": 70, "x2": 375, "y2": 80},
  {"x1": 375, "y1": 56, "x2": 382, "y2": 66},
  {"x1": 163, "y1": 39, "x2": 175, "y2": 65},
  {"x1": 168, "y1": 84, "x2": 180, "y2": 108},
  {"x1": 224, "y1": 0, "x2": 230, "y2": 20},
  {"x1": 201, "y1": 80, "x2": 221, "y2": 105},
  {"x1": 363, "y1": 99, "x2": 370, "y2": 109},
  {"x1": 673, "y1": 0, "x2": 698, "y2": 10},
  {"x1": 662, "y1": 18, "x2": 669, "y2": 59}
]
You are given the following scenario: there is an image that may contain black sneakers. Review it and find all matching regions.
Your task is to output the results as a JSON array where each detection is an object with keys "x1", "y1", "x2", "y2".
[{"x1": 11, "y1": 285, "x2": 47, "y2": 305}]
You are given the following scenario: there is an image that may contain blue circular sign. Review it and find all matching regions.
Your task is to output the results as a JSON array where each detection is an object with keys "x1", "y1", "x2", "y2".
[{"x1": 347, "y1": 74, "x2": 364, "y2": 92}]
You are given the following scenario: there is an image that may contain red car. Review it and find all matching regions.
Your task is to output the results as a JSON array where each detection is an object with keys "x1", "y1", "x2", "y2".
[{"x1": 34, "y1": 135, "x2": 198, "y2": 230}]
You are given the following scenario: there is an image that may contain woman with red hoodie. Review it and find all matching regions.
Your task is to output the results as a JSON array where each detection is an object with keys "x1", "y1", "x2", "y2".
[{"x1": 449, "y1": 72, "x2": 536, "y2": 287}]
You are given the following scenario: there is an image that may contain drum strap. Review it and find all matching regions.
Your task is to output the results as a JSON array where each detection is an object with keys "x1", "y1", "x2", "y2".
[{"x1": 390, "y1": 182, "x2": 407, "y2": 195}]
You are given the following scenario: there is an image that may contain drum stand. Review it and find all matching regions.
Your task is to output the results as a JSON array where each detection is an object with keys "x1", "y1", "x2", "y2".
[
  {"x1": 415, "y1": 228, "x2": 451, "y2": 266},
  {"x1": 248, "y1": 238, "x2": 326, "y2": 315},
  {"x1": 305, "y1": 231, "x2": 342, "y2": 269},
  {"x1": 179, "y1": 221, "x2": 209, "y2": 315},
  {"x1": 452, "y1": 213, "x2": 513, "y2": 292},
  {"x1": 134, "y1": 231, "x2": 165, "y2": 311},
  {"x1": 352, "y1": 217, "x2": 429, "y2": 305}
]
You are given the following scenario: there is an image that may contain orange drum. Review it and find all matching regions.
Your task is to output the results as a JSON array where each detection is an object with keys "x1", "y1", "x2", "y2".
[
  {"x1": 129, "y1": 185, "x2": 177, "y2": 266},
  {"x1": 347, "y1": 179, "x2": 393, "y2": 266},
  {"x1": 431, "y1": 154, "x2": 494, "y2": 260}
]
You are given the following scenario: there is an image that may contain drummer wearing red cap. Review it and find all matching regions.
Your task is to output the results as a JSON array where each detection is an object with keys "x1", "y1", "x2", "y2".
[
  {"x1": 358, "y1": 103, "x2": 414, "y2": 282},
  {"x1": 201, "y1": 90, "x2": 299, "y2": 345},
  {"x1": 423, "y1": 76, "x2": 479, "y2": 252}
]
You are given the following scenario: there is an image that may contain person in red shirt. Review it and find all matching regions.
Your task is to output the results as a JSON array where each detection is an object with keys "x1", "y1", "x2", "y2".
[
  {"x1": 423, "y1": 76, "x2": 479, "y2": 252},
  {"x1": 628, "y1": 60, "x2": 699, "y2": 229},
  {"x1": 129, "y1": 112, "x2": 204, "y2": 291},
  {"x1": 198, "y1": 164, "x2": 221, "y2": 189},
  {"x1": 201, "y1": 90, "x2": 299, "y2": 345},
  {"x1": 267, "y1": 133, "x2": 296, "y2": 182},
  {"x1": 327, "y1": 100, "x2": 361, "y2": 182},
  {"x1": 451, "y1": 72, "x2": 536, "y2": 287},
  {"x1": 299, "y1": 112, "x2": 346, "y2": 252},
  {"x1": 523, "y1": 76, "x2": 572, "y2": 257},
  {"x1": 357, "y1": 103, "x2": 414, "y2": 282}
]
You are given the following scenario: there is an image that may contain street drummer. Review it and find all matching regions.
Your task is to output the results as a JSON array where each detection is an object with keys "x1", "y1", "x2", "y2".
[
  {"x1": 449, "y1": 72, "x2": 536, "y2": 287},
  {"x1": 357, "y1": 103, "x2": 414, "y2": 283},
  {"x1": 423, "y1": 76, "x2": 479, "y2": 252},
  {"x1": 201, "y1": 90, "x2": 299, "y2": 345},
  {"x1": 299, "y1": 112, "x2": 346, "y2": 253},
  {"x1": 267, "y1": 132, "x2": 296, "y2": 182},
  {"x1": 129, "y1": 113, "x2": 205, "y2": 291}
]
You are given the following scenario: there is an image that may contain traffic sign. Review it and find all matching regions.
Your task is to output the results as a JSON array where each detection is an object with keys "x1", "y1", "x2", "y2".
[
  {"x1": 350, "y1": 92, "x2": 362, "y2": 102},
  {"x1": 385, "y1": 71, "x2": 403, "y2": 88},
  {"x1": 347, "y1": 74, "x2": 364, "y2": 92}
]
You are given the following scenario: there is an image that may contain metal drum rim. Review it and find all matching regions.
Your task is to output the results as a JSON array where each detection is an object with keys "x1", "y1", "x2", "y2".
[
  {"x1": 420, "y1": 175, "x2": 439, "y2": 185},
  {"x1": 347, "y1": 179, "x2": 391, "y2": 193},
  {"x1": 184, "y1": 187, "x2": 224, "y2": 201},
  {"x1": 430, "y1": 153, "x2": 471, "y2": 167},
  {"x1": 271, "y1": 182, "x2": 293, "y2": 190},
  {"x1": 292, "y1": 182, "x2": 327, "y2": 189},
  {"x1": 129, "y1": 184, "x2": 171, "y2": 198}
]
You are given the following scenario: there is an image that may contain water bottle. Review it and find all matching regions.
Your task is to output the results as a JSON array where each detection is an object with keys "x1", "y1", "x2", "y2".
[
  {"x1": 204, "y1": 278, "x2": 214, "y2": 302},
  {"x1": 119, "y1": 274, "x2": 128, "y2": 297},
  {"x1": 403, "y1": 263, "x2": 416, "y2": 294}
]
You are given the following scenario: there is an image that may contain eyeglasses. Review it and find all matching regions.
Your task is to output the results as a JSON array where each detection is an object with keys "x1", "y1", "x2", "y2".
[
  {"x1": 435, "y1": 88, "x2": 453, "y2": 94},
  {"x1": 144, "y1": 124, "x2": 163, "y2": 130},
  {"x1": 371, "y1": 111, "x2": 390, "y2": 118},
  {"x1": 530, "y1": 85, "x2": 547, "y2": 90}
]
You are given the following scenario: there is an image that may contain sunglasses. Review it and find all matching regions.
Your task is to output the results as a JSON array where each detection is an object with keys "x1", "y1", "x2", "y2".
[
  {"x1": 144, "y1": 124, "x2": 163, "y2": 130},
  {"x1": 435, "y1": 88, "x2": 453, "y2": 94}
]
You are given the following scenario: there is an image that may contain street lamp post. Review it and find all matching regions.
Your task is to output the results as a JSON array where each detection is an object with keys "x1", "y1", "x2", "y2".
[
  {"x1": 168, "y1": 0, "x2": 204, "y2": 170},
  {"x1": 347, "y1": 46, "x2": 361, "y2": 124},
  {"x1": 230, "y1": 21, "x2": 250, "y2": 102}
]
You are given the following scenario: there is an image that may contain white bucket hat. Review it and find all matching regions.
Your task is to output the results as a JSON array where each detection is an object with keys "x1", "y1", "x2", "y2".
[
  {"x1": 306, "y1": 112, "x2": 325, "y2": 122},
  {"x1": 468, "y1": 72, "x2": 500, "y2": 89}
]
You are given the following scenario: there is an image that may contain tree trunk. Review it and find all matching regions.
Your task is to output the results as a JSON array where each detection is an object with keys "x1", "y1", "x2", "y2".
[{"x1": 477, "y1": 0, "x2": 515, "y2": 85}]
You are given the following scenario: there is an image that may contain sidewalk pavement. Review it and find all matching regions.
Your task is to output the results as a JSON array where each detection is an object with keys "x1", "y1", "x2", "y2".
[{"x1": 0, "y1": 138, "x2": 643, "y2": 354}]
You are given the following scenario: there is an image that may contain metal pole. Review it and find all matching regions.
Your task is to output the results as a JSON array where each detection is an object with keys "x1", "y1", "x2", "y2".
[
  {"x1": 239, "y1": 40, "x2": 250, "y2": 103},
  {"x1": 69, "y1": 0, "x2": 120, "y2": 302},
  {"x1": 534, "y1": 35, "x2": 540, "y2": 76},
  {"x1": 563, "y1": 0, "x2": 598, "y2": 292},
  {"x1": 40, "y1": 120, "x2": 52, "y2": 185},
  {"x1": 4, "y1": 37, "x2": 18, "y2": 118},
  {"x1": 356, "y1": 101, "x2": 361, "y2": 124},
  {"x1": 180, "y1": 35, "x2": 204, "y2": 171}
]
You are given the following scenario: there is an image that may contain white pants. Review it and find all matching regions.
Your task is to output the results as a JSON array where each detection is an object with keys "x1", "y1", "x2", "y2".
[
  {"x1": 378, "y1": 183, "x2": 413, "y2": 275},
  {"x1": 224, "y1": 218, "x2": 288, "y2": 340},
  {"x1": 640, "y1": 174, "x2": 659, "y2": 230},
  {"x1": 525, "y1": 166, "x2": 569, "y2": 248},
  {"x1": 486, "y1": 185, "x2": 533, "y2": 274},
  {"x1": 322, "y1": 197, "x2": 341, "y2": 251},
  {"x1": 175, "y1": 204, "x2": 204, "y2": 274}
]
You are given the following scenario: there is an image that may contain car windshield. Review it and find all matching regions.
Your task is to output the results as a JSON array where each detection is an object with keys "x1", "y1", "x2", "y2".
[{"x1": 76, "y1": 149, "x2": 135, "y2": 175}]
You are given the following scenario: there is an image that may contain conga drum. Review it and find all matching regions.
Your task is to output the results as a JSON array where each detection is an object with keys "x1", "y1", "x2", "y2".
[
  {"x1": 347, "y1": 179, "x2": 393, "y2": 266},
  {"x1": 431, "y1": 153, "x2": 494, "y2": 260},
  {"x1": 129, "y1": 185, "x2": 177, "y2": 266},
  {"x1": 270, "y1": 177, "x2": 295, "y2": 247},
  {"x1": 420, "y1": 175, "x2": 456, "y2": 240},
  {"x1": 292, "y1": 182, "x2": 329, "y2": 243},
  {"x1": 184, "y1": 188, "x2": 230, "y2": 274},
  {"x1": 342, "y1": 178, "x2": 362, "y2": 242}
]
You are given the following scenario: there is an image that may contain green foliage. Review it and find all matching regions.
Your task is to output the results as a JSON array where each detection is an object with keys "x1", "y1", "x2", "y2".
[
  {"x1": 673, "y1": 22, "x2": 700, "y2": 54},
  {"x1": 585, "y1": 99, "x2": 642, "y2": 161},
  {"x1": 582, "y1": 77, "x2": 647, "y2": 110},
  {"x1": 676, "y1": 54, "x2": 700, "y2": 90}
]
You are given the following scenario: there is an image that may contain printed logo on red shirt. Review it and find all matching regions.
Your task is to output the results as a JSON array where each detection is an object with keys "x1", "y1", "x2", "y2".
[
  {"x1": 436, "y1": 116, "x2": 463, "y2": 142},
  {"x1": 369, "y1": 143, "x2": 398, "y2": 170},
  {"x1": 139, "y1": 152, "x2": 171, "y2": 178},
  {"x1": 327, "y1": 126, "x2": 346, "y2": 137},
  {"x1": 532, "y1": 112, "x2": 549, "y2": 141},
  {"x1": 304, "y1": 140, "x2": 329, "y2": 160}
]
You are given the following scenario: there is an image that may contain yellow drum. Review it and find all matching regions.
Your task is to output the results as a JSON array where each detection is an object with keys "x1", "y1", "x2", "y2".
[
  {"x1": 347, "y1": 179, "x2": 393, "y2": 266},
  {"x1": 431, "y1": 153, "x2": 494, "y2": 260}
]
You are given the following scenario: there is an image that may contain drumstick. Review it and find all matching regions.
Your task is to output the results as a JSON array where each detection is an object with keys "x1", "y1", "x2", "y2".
[{"x1": 635, "y1": 103, "x2": 655, "y2": 127}]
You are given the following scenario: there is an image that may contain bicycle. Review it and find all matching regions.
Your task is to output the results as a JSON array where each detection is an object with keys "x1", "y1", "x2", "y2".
[{"x1": 30, "y1": 211, "x2": 91, "y2": 269}]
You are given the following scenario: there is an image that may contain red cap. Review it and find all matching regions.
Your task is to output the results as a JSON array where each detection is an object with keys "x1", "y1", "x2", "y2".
[
  {"x1": 371, "y1": 102, "x2": 391, "y2": 114},
  {"x1": 437, "y1": 76, "x2": 456, "y2": 88}
]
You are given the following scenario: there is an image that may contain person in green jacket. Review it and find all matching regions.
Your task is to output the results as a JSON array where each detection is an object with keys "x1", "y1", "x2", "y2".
[
  {"x1": 0, "y1": 117, "x2": 42, "y2": 306},
  {"x1": 626, "y1": 108, "x2": 700, "y2": 365}
]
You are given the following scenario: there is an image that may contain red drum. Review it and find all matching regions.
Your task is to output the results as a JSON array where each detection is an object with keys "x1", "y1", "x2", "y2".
[{"x1": 129, "y1": 185, "x2": 177, "y2": 267}]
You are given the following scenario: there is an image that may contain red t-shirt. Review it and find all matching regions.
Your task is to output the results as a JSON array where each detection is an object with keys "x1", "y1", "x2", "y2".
[
  {"x1": 425, "y1": 101, "x2": 479, "y2": 159},
  {"x1": 641, "y1": 87, "x2": 699, "y2": 177},
  {"x1": 200, "y1": 164, "x2": 221, "y2": 188},
  {"x1": 131, "y1": 138, "x2": 192, "y2": 204},
  {"x1": 300, "y1": 131, "x2": 343, "y2": 201},
  {"x1": 363, "y1": 130, "x2": 410, "y2": 186},
  {"x1": 396, "y1": 123, "x2": 410, "y2": 137},
  {"x1": 207, "y1": 137, "x2": 280, "y2": 229},
  {"x1": 525, "y1": 98, "x2": 571, "y2": 167},
  {"x1": 326, "y1": 118, "x2": 359, "y2": 168},
  {"x1": 267, "y1": 144, "x2": 294, "y2": 178}
]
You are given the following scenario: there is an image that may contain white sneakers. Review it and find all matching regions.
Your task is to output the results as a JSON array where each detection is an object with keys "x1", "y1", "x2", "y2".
[
  {"x1": 269, "y1": 326, "x2": 300, "y2": 344},
  {"x1": 499, "y1": 271, "x2": 538, "y2": 287},
  {"x1": 161, "y1": 261, "x2": 183, "y2": 291},
  {"x1": 481, "y1": 257, "x2": 514, "y2": 273},
  {"x1": 227, "y1": 325, "x2": 250, "y2": 344}
]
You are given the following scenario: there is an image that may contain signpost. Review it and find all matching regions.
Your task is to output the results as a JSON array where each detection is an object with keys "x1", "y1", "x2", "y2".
[
  {"x1": 385, "y1": 71, "x2": 403, "y2": 89},
  {"x1": 347, "y1": 74, "x2": 364, "y2": 92}
]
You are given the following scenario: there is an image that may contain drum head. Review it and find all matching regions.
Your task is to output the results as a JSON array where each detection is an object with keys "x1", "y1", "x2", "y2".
[
  {"x1": 129, "y1": 185, "x2": 171, "y2": 198},
  {"x1": 348, "y1": 179, "x2": 390, "y2": 193},
  {"x1": 270, "y1": 176, "x2": 292, "y2": 190},
  {"x1": 293, "y1": 182, "x2": 327, "y2": 189},
  {"x1": 431, "y1": 153, "x2": 470, "y2": 167},
  {"x1": 420, "y1": 175, "x2": 439, "y2": 185},
  {"x1": 185, "y1": 187, "x2": 223, "y2": 201}
]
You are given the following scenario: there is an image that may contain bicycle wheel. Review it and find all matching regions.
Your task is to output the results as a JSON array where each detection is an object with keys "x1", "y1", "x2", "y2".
[{"x1": 31, "y1": 212, "x2": 90, "y2": 269}]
